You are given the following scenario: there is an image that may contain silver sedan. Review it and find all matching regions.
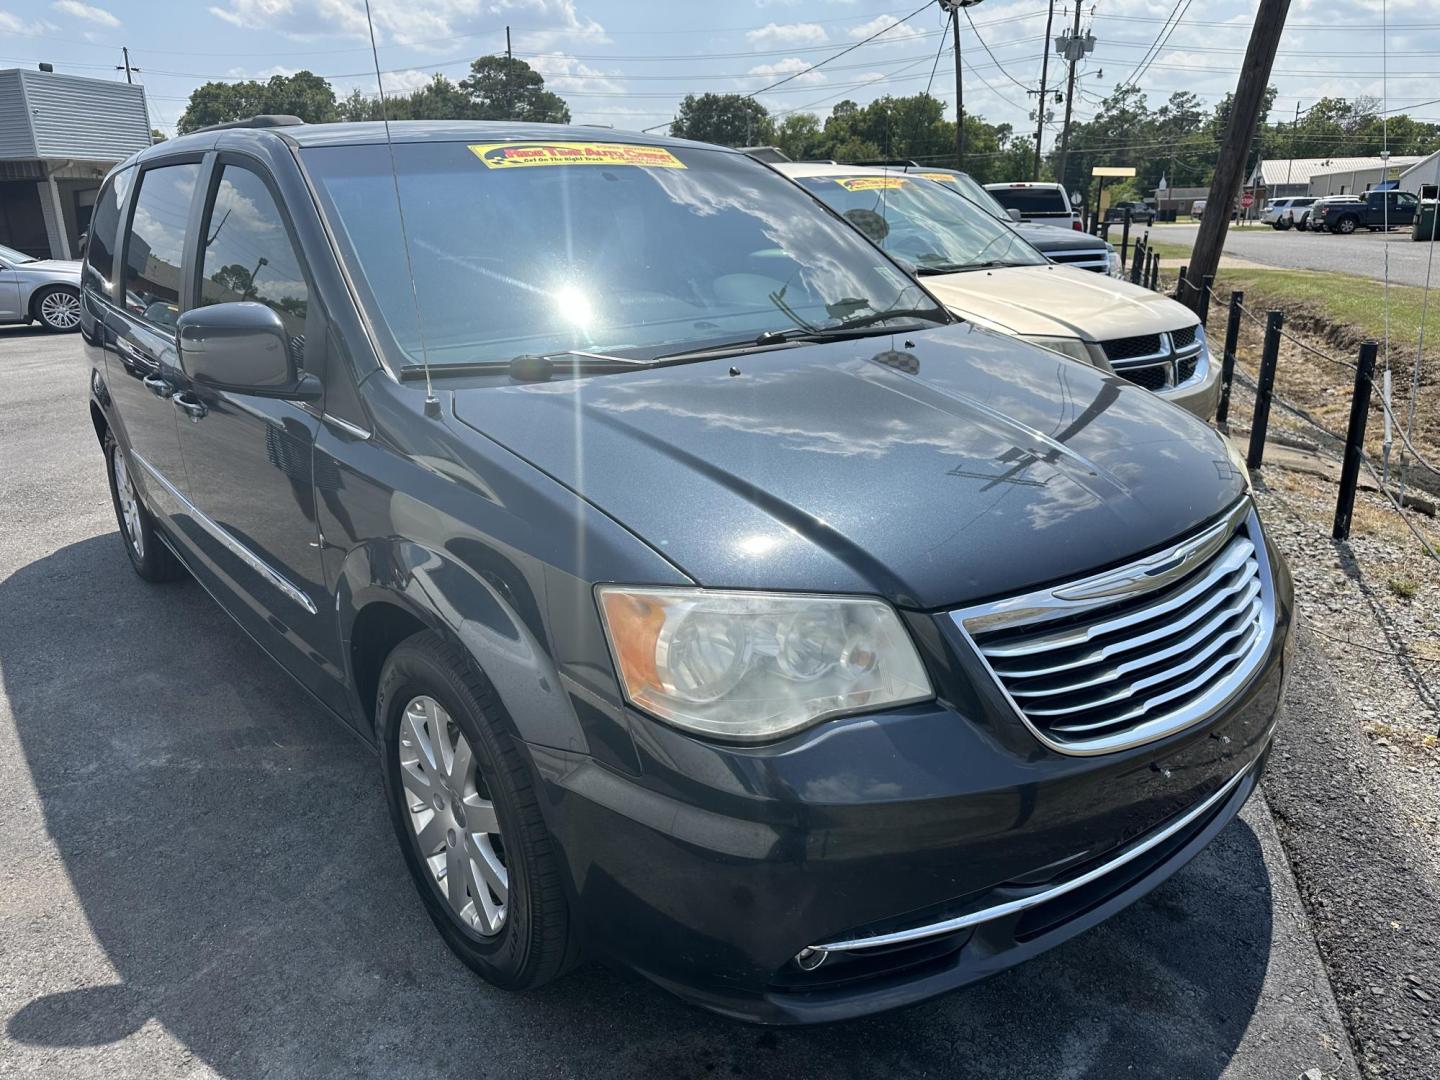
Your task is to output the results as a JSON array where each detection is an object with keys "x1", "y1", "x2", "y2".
[{"x1": 0, "y1": 242, "x2": 83, "y2": 332}]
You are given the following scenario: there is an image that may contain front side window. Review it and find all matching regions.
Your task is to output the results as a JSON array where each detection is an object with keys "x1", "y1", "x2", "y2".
[
  {"x1": 198, "y1": 165, "x2": 310, "y2": 358},
  {"x1": 82, "y1": 167, "x2": 133, "y2": 297},
  {"x1": 122, "y1": 162, "x2": 200, "y2": 329},
  {"x1": 301, "y1": 141, "x2": 943, "y2": 369},
  {"x1": 797, "y1": 174, "x2": 1047, "y2": 275}
]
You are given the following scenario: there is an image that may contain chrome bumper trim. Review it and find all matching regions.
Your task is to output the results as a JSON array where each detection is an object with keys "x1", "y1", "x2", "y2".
[
  {"x1": 131, "y1": 449, "x2": 319, "y2": 615},
  {"x1": 812, "y1": 754, "x2": 1259, "y2": 956}
]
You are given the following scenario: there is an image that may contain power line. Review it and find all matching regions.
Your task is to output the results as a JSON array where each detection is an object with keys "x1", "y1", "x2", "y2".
[
  {"x1": 1121, "y1": 0, "x2": 1195, "y2": 90},
  {"x1": 962, "y1": 7, "x2": 1034, "y2": 96},
  {"x1": 747, "y1": 2, "x2": 934, "y2": 98}
]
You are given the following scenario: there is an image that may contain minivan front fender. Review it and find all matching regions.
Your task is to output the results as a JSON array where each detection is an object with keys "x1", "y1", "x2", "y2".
[{"x1": 336, "y1": 538, "x2": 590, "y2": 756}]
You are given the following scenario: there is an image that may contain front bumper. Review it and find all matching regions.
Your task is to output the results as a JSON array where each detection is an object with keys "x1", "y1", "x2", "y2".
[
  {"x1": 1159, "y1": 356, "x2": 1223, "y2": 421},
  {"x1": 530, "y1": 550, "x2": 1293, "y2": 1023}
]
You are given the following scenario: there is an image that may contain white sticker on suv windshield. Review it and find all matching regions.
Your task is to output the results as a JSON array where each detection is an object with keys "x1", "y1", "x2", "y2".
[{"x1": 468, "y1": 142, "x2": 687, "y2": 170}]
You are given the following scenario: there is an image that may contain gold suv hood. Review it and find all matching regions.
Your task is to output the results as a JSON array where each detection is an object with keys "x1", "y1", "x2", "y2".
[{"x1": 922, "y1": 264, "x2": 1197, "y2": 342}]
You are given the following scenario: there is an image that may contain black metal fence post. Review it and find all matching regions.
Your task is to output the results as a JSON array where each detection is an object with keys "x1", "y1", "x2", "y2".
[
  {"x1": 1175, "y1": 264, "x2": 1188, "y2": 302},
  {"x1": 1120, "y1": 208, "x2": 1132, "y2": 270},
  {"x1": 1215, "y1": 290, "x2": 1244, "y2": 427},
  {"x1": 1247, "y1": 310, "x2": 1284, "y2": 469},
  {"x1": 1333, "y1": 340, "x2": 1379, "y2": 540},
  {"x1": 1200, "y1": 274, "x2": 1215, "y2": 325},
  {"x1": 1130, "y1": 239, "x2": 1146, "y2": 284},
  {"x1": 1148, "y1": 250, "x2": 1159, "y2": 290}
]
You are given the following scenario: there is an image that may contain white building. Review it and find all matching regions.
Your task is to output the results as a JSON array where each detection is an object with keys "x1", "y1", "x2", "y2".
[
  {"x1": 0, "y1": 67, "x2": 152, "y2": 260},
  {"x1": 1248, "y1": 155, "x2": 1427, "y2": 199},
  {"x1": 1394, "y1": 149, "x2": 1440, "y2": 199}
]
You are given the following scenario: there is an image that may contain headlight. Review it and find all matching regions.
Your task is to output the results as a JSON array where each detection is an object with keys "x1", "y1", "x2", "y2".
[
  {"x1": 1024, "y1": 335, "x2": 1096, "y2": 366},
  {"x1": 1106, "y1": 248, "x2": 1123, "y2": 277},
  {"x1": 597, "y1": 587, "x2": 932, "y2": 741}
]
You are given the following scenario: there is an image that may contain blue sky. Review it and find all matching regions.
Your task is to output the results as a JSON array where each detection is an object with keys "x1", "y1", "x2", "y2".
[{"x1": 1, "y1": 0, "x2": 1437, "y2": 143}]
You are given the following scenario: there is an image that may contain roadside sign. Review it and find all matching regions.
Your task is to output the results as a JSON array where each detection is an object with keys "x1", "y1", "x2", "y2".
[{"x1": 1241, "y1": 193, "x2": 1255, "y2": 209}]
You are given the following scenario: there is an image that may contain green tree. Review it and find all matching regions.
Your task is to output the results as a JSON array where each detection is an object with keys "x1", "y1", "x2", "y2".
[
  {"x1": 178, "y1": 70, "x2": 337, "y2": 133},
  {"x1": 337, "y1": 75, "x2": 477, "y2": 122},
  {"x1": 772, "y1": 112, "x2": 822, "y2": 160},
  {"x1": 669, "y1": 93, "x2": 773, "y2": 147},
  {"x1": 458, "y1": 56, "x2": 570, "y2": 122}
]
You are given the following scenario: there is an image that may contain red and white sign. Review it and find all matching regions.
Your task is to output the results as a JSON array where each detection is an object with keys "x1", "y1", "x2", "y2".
[{"x1": 1240, "y1": 192, "x2": 1255, "y2": 209}]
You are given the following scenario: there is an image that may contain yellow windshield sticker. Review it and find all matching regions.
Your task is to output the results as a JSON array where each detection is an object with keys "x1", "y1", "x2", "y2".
[
  {"x1": 468, "y1": 142, "x2": 686, "y2": 170},
  {"x1": 916, "y1": 172, "x2": 960, "y2": 186},
  {"x1": 832, "y1": 176, "x2": 909, "y2": 192}
]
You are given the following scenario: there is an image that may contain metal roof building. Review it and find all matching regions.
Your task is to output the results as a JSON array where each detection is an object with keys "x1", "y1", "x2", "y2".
[
  {"x1": 0, "y1": 67, "x2": 152, "y2": 260},
  {"x1": 1248, "y1": 155, "x2": 1427, "y2": 198}
]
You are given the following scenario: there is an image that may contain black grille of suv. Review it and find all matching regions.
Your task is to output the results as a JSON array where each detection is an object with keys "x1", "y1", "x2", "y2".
[
  {"x1": 1172, "y1": 325, "x2": 1197, "y2": 349},
  {"x1": 1121, "y1": 364, "x2": 1169, "y2": 391},
  {"x1": 1102, "y1": 334, "x2": 1163, "y2": 362},
  {"x1": 954, "y1": 502, "x2": 1271, "y2": 753}
]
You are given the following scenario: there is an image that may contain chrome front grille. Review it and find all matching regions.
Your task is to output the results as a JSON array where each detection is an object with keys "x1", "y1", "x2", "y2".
[
  {"x1": 1046, "y1": 250, "x2": 1109, "y2": 273},
  {"x1": 1104, "y1": 326, "x2": 1206, "y2": 394},
  {"x1": 952, "y1": 500, "x2": 1273, "y2": 755}
]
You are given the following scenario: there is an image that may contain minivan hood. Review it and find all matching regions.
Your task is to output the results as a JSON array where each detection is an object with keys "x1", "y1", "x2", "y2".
[
  {"x1": 924, "y1": 265, "x2": 1195, "y2": 343},
  {"x1": 454, "y1": 324, "x2": 1243, "y2": 609}
]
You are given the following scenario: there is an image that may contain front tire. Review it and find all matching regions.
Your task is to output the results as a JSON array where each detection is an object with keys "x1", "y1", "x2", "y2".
[
  {"x1": 33, "y1": 286, "x2": 81, "y2": 332},
  {"x1": 378, "y1": 631, "x2": 578, "y2": 991},
  {"x1": 1336, "y1": 217, "x2": 1357, "y2": 235},
  {"x1": 103, "y1": 431, "x2": 183, "y2": 582}
]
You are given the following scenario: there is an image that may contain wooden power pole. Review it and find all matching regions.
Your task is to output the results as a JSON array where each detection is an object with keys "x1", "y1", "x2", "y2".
[
  {"x1": 1033, "y1": 0, "x2": 1055, "y2": 179},
  {"x1": 1184, "y1": 0, "x2": 1291, "y2": 314},
  {"x1": 1054, "y1": 2, "x2": 1083, "y2": 185}
]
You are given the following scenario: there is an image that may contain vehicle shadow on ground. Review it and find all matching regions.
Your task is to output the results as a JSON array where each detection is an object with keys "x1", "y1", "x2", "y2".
[{"x1": 3, "y1": 535, "x2": 1274, "y2": 1080}]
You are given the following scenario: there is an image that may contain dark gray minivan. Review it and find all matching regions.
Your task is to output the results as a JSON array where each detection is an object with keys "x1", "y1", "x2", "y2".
[{"x1": 82, "y1": 119, "x2": 1292, "y2": 1024}]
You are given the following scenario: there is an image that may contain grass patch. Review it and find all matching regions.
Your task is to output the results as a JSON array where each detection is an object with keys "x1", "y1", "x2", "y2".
[{"x1": 1388, "y1": 575, "x2": 1420, "y2": 600}]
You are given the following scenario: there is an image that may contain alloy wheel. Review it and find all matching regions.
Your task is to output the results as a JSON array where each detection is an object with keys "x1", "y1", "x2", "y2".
[
  {"x1": 397, "y1": 695, "x2": 509, "y2": 936},
  {"x1": 112, "y1": 449, "x2": 144, "y2": 558},
  {"x1": 39, "y1": 290, "x2": 80, "y2": 330}
]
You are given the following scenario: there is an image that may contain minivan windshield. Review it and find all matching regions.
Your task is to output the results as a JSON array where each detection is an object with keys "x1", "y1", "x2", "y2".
[
  {"x1": 301, "y1": 140, "x2": 945, "y2": 369},
  {"x1": 794, "y1": 174, "x2": 1047, "y2": 274}
]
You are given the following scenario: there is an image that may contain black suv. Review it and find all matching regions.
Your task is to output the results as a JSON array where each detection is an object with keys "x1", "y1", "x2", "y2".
[{"x1": 82, "y1": 118, "x2": 1292, "y2": 1024}]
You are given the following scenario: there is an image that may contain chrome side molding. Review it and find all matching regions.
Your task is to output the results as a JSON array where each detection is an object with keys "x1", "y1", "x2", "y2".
[{"x1": 131, "y1": 450, "x2": 319, "y2": 615}]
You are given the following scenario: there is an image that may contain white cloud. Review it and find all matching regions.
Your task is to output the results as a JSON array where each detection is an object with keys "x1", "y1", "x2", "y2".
[
  {"x1": 379, "y1": 67, "x2": 434, "y2": 92},
  {"x1": 0, "y1": 10, "x2": 58, "y2": 33},
  {"x1": 746, "y1": 21, "x2": 826, "y2": 48},
  {"x1": 847, "y1": 13, "x2": 922, "y2": 47},
  {"x1": 747, "y1": 56, "x2": 825, "y2": 86},
  {"x1": 207, "y1": 0, "x2": 606, "y2": 49},
  {"x1": 52, "y1": 0, "x2": 119, "y2": 26},
  {"x1": 525, "y1": 51, "x2": 624, "y2": 96}
]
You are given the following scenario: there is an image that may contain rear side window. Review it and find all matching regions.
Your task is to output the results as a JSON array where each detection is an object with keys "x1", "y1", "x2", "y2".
[
  {"x1": 988, "y1": 187, "x2": 1069, "y2": 214},
  {"x1": 122, "y1": 162, "x2": 201, "y2": 329},
  {"x1": 197, "y1": 165, "x2": 310, "y2": 362},
  {"x1": 82, "y1": 167, "x2": 133, "y2": 298}
]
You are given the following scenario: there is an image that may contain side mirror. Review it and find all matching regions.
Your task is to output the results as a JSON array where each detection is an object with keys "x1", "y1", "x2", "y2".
[
  {"x1": 176, "y1": 302, "x2": 320, "y2": 402},
  {"x1": 1007, "y1": 208, "x2": 1023, "y2": 222}
]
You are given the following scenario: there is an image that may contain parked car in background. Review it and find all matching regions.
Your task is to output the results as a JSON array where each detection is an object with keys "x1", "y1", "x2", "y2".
[
  {"x1": 985, "y1": 181, "x2": 1082, "y2": 230},
  {"x1": 1191, "y1": 198, "x2": 1208, "y2": 220},
  {"x1": 1262, "y1": 197, "x2": 1316, "y2": 230},
  {"x1": 780, "y1": 162, "x2": 1221, "y2": 419},
  {"x1": 0, "y1": 241, "x2": 82, "y2": 331},
  {"x1": 85, "y1": 118, "x2": 1291, "y2": 1024},
  {"x1": 1105, "y1": 201, "x2": 1156, "y2": 225},
  {"x1": 854, "y1": 163, "x2": 1121, "y2": 276},
  {"x1": 1312, "y1": 190, "x2": 1420, "y2": 234}
]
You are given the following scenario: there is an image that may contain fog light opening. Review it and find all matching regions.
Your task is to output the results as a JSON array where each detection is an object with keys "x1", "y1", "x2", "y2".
[{"x1": 793, "y1": 946, "x2": 829, "y2": 971}]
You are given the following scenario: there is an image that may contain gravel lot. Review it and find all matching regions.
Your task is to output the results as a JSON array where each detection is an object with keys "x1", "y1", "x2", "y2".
[
  {"x1": 1153, "y1": 223, "x2": 1438, "y2": 287},
  {"x1": 0, "y1": 325, "x2": 1361, "y2": 1080}
]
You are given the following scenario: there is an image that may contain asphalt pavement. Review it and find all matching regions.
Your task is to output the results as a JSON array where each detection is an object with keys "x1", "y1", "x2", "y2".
[
  {"x1": 0, "y1": 324, "x2": 1360, "y2": 1079},
  {"x1": 1153, "y1": 222, "x2": 1438, "y2": 287}
]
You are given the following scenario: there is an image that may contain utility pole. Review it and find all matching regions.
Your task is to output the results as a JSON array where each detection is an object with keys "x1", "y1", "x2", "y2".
[
  {"x1": 505, "y1": 26, "x2": 514, "y2": 120},
  {"x1": 1033, "y1": 0, "x2": 1055, "y2": 179},
  {"x1": 1185, "y1": 0, "x2": 1291, "y2": 314},
  {"x1": 1054, "y1": 4, "x2": 1092, "y2": 186},
  {"x1": 115, "y1": 46, "x2": 138, "y2": 84},
  {"x1": 940, "y1": 1, "x2": 984, "y2": 171}
]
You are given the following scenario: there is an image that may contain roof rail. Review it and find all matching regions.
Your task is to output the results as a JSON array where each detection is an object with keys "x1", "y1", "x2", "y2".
[
  {"x1": 851, "y1": 158, "x2": 920, "y2": 168},
  {"x1": 192, "y1": 114, "x2": 306, "y2": 134},
  {"x1": 739, "y1": 145, "x2": 790, "y2": 163}
]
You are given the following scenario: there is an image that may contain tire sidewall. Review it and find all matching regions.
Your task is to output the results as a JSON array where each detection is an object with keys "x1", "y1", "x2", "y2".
[
  {"x1": 377, "y1": 643, "x2": 538, "y2": 985},
  {"x1": 103, "y1": 432, "x2": 158, "y2": 577}
]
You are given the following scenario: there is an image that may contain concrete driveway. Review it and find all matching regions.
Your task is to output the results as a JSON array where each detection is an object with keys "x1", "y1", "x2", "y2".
[
  {"x1": 1153, "y1": 222, "x2": 1438, "y2": 287},
  {"x1": 0, "y1": 325, "x2": 1358, "y2": 1079}
]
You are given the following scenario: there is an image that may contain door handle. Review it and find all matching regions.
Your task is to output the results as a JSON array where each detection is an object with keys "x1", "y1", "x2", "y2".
[
  {"x1": 143, "y1": 374, "x2": 174, "y2": 398},
  {"x1": 116, "y1": 338, "x2": 157, "y2": 371},
  {"x1": 172, "y1": 391, "x2": 208, "y2": 422}
]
